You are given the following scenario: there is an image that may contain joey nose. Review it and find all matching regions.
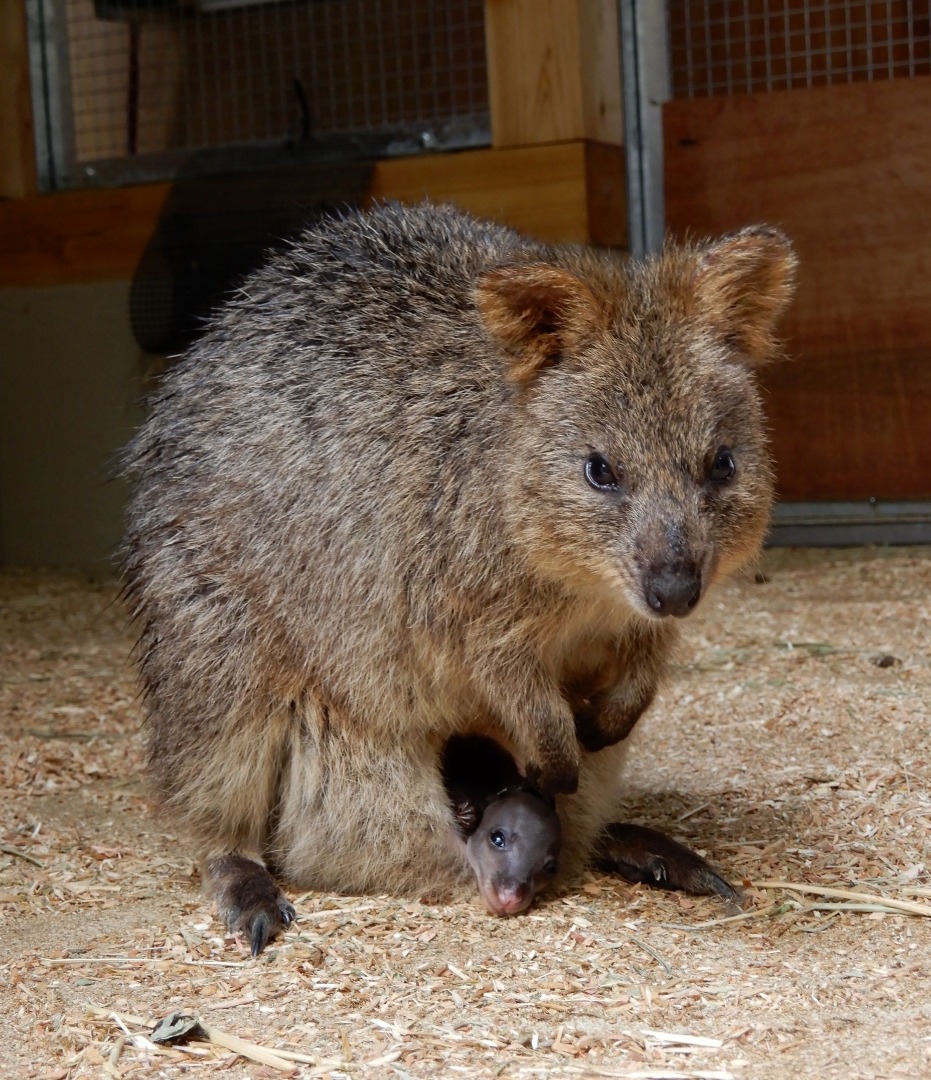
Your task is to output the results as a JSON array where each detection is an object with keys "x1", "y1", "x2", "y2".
[
  {"x1": 644, "y1": 563, "x2": 702, "y2": 618},
  {"x1": 492, "y1": 882, "x2": 531, "y2": 915}
]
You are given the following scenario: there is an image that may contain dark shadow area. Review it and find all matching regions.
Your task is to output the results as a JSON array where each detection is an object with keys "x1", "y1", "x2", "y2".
[{"x1": 130, "y1": 151, "x2": 375, "y2": 355}]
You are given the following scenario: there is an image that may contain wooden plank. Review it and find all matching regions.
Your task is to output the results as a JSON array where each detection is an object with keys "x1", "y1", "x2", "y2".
[
  {"x1": 0, "y1": 183, "x2": 171, "y2": 286},
  {"x1": 665, "y1": 78, "x2": 931, "y2": 501},
  {"x1": 0, "y1": 0, "x2": 37, "y2": 198},
  {"x1": 370, "y1": 142, "x2": 625, "y2": 245},
  {"x1": 484, "y1": 0, "x2": 622, "y2": 148},
  {"x1": 0, "y1": 141, "x2": 625, "y2": 286},
  {"x1": 584, "y1": 140, "x2": 626, "y2": 248},
  {"x1": 576, "y1": 0, "x2": 623, "y2": 146}
]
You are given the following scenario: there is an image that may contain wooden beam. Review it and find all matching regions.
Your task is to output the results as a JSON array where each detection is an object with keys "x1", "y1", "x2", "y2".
[
  {"x1": 0, "y1": 0, "x2": 37, "y2": 198},
  {"x1": 0, "y1": 141, "x2": 625, "y2": 287},
  {"x1": 665, "y1": 78, "x2": 931, "y2": 500},
  {"x1": 484, "y1": 0, "x2": 622, "y2": 148}
]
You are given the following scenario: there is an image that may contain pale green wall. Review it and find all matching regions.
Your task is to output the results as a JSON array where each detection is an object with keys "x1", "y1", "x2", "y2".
[{"x1": 0, "y1": 282, "x2": 144, "y2": 573}]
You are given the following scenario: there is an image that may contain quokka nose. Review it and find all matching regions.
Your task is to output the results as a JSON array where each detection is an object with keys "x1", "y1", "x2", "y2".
[{"x1": 644, "y1": 563, "x2": 702, "y2": 618}]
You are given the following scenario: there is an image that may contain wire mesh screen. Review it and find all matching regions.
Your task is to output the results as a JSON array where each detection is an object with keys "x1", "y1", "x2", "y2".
[
  {"x1": 668, "y1": 1, "x2": 931, "y2": 97},
  {"x1": 57, "y1": 0, "x2": 489, "y2": 185}
]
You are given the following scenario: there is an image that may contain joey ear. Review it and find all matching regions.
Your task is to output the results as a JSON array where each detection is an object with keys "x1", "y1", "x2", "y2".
[
  {"x1": 475, "y1": 264, "x2": 603, "y2": 385},
  {"x1": 694, "y1": 226, "x2": 797, "y2": 365}
]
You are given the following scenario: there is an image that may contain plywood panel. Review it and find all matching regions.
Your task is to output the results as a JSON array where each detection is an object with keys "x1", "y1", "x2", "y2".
[
  {"x1": 0, "y1": 281, "x2": 143, "y2": 570},
  {"x1": 665, "y1": 78, "x2": 931, "y2": 500},
  {"x1": 761, "y1": 349, "x2": 931, "y2": 502},
  {"x1": 666, "y1": 78, "x2": 931, "y2": 356},
  {"x1": 370, "y1": 141, "x2": 625, "y2": 245}
]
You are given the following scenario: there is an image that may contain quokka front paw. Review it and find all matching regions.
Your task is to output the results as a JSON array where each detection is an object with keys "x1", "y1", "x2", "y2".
[
  {"x1": 526, "y1": 752, "x2": 579, "y2": 798},
  {"x1": 574, "y1": 688, "x2": 655, "y2": 752}
]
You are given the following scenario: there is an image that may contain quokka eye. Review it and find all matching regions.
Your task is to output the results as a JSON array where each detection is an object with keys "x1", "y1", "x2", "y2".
[
  {"x1": 489, "y1": 829, "x2": 507, "y2": 849},
  {"x1": 709, "y1": 447, "x2": 736, "y2": 483},
  {"x1": 585, "y1": 453, "x2": 622, "y2": 491}
]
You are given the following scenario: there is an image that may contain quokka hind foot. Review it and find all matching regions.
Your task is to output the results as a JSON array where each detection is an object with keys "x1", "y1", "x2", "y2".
[
  {"x1": 595, "y1": 822, "x2": 742, "y2": 911},
  {"x1": 204, "y1": 854, "x2": 296, "y2": 956}
]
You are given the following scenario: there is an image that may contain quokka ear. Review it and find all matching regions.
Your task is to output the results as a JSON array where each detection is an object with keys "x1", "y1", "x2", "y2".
[
  {"x1": 475, "y1": 264, "x2": 603, "y2": 385},
  {"x1": 694, "y1": 226, "x2": 797, "y2": 365}
]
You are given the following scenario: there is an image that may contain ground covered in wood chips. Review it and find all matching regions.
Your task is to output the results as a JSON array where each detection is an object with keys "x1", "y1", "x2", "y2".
[{"x1": 1, "y1": 547, "x2": 930, "y2": 1079}]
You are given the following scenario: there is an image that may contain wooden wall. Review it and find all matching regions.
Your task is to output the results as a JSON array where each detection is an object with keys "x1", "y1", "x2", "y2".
[
  {"x1": 0, "y1": 140, "x2": 624, "y2": 287},
  {"x1": 665, "y1": 77, "x2": 931, "y2": 502}
]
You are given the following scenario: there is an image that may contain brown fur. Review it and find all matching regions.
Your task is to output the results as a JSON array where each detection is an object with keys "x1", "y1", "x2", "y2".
[{"x1": 121, "y1": 203, "x2": 795, "y2": 937}]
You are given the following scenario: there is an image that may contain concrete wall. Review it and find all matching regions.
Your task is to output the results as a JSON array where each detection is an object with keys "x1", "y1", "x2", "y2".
[{"x1": 0, "y1": 282, "x2": 144, "y2": 573}]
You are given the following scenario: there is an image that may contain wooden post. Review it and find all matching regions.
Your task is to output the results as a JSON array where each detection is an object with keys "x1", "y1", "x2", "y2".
[
  {"x1": 484, "y1": 0, "x2": 623, "y2": 148},
  {"x1": 0, "y1": 0, "x2": 38, "y2": 198}
]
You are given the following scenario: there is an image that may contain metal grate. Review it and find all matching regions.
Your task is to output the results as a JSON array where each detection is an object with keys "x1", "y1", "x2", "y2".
[
  {"x1": 668, "y1": 0, "x2": 931, "y2": 97},
  {"x1": 40, "y1": 0, "x2": 490, "y2": 188}
]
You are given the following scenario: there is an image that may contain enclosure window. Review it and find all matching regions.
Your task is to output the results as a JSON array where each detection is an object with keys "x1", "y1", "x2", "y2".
[
  {"x1": 668, "y1": 0, "x2": 931, "y2": 97},
  {"x1": 31, "y1": 0, "x2": 490, "y2": 189}
]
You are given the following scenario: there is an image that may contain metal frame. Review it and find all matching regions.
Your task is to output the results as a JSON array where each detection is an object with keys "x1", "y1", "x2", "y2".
[
  {"x1": 618, "y1": 0, "x2": 670, "y2": 259},
  {"x1": 768, "y1": 501, "x2": 931, "y2": 547},
  {"x1": 25, "y1": 0, "x2": 76, "y2": 191}
]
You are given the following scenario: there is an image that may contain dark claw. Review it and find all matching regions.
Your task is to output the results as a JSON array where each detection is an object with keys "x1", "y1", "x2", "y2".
[
  {"x1": 203, "y1": 854, "x2": 296, "y2": 956},
  {"x1": 279, "y1": 898, "x2": 297, "y2": 927},
  {"x1": 250, "y1": 913, "x2": 272, "y2": 957},
  {"x1": 595, "y1": 822, "x2": 741, "y2": 907}
]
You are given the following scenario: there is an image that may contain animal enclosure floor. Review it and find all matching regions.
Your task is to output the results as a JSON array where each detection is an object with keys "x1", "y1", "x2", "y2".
[{"x1": 1, "y1": 547, "x2": 929, "y2": 1079}]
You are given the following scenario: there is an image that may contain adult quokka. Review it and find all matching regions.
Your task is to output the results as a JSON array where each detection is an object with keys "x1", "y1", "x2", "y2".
[{"x1": 122, "y1": 202, "x2": 795, "y2": 954}]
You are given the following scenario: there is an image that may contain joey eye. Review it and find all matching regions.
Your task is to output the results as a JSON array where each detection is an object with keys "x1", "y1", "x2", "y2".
[
  {"x1": 585, "y1": 453, "x2": 621, "y2": 491},
  {"x1": 709, "y1": 447, "x2": 736, "y2": 483},
  {"x1": 542, "y1": 859, "x2": 559, "y2": 878},
  {"x1": 489, "y1": 829, "x2": 507, "y2": 849}
]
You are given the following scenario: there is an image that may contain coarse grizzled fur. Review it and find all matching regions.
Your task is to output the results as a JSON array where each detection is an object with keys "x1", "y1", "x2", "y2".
[{"x1": 121, "y1": 201, "x2": 795, "y2": 943}]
